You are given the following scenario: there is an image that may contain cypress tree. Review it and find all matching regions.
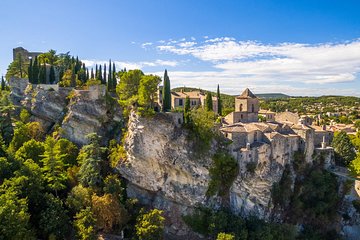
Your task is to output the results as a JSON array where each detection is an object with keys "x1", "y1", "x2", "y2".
[
  {"x1": 33, "y1": 57, "x2": 39, "y2": 84},
  {"x1": 86, "y1": 68, "x2": 89, "y2": 81},
  {"x1": 49, "y1": 65, "x2": 55, "y2": 84},
  {"x1": 205, "y1": 92, "x2": 213, "y2": 111},
  {"x1": 217, "y1": 84, "x2": 222, "y2": 115},
  {"x1": 162, "y1": 69, "x2": 171, "y2": 112},
  {"x1": 95, "y1": 64, "x2": 98, "y2": 79},
  {"x1": 39, "y1": 62, "x2": 46, "y2": 84},
  {"x1": 108, "y1": 60, "x2": 112, "y2": 91},
  {"x1": 98, "y1": 65, "x2": 103, "y2": 82},
  {"x1": 91, "y1": 68, "x2": 94, "y2": 79},
  {"x1": 28, "y1": 58, "x2": 33, "y2": 83},
  {"x1": 112, "y1": 62, "x2": 117, "y2": 90},
  {"x1": 70, "y1": 66, "x2": 76, "y2": 87},
  {"x1": 103, "y1": 64, "x2": 107, "y2": 85},
  {"x1": 184, "y1": 96, "x2": 190, "y2": 124},
  {"x1": 1, "y1": 76, "x2": 5, "y2": 90}
]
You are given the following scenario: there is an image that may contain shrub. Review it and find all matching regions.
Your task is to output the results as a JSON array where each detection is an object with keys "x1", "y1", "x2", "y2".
[
  {"x1": 246, "y1": 162, "x2": 257, "y2": 174},
  {"x1": 207, "y1": 151, "x2": 238, "y2": 197}
]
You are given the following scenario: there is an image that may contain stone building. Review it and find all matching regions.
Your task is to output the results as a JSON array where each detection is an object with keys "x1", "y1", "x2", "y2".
[
  {"x1": 224, "y1": 88, "x2": 259, "y2": 124},
  {"x1": 220, "y1": 88, "x2": 334, "y2": 175},
  {"x1": 170, "y1": 90, "x2": 219, "y2": 114},
  {"x1": 13, "y1": 47, "x2": 42, "y2": 61}
]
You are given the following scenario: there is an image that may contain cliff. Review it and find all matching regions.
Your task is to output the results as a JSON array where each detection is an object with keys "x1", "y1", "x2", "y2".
[
  {"x1": 9, "y1": 78, "x2": 122, "y2": 145},
  {"x1": 118, "y1": 112, "x2": 213, "y2": 238}
]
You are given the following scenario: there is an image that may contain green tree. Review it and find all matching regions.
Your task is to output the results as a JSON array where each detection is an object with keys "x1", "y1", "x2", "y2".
[
  {"x1": 74, "y1": 207, "x2": 97, "y2": 240},
  {"x1": 349, "y1": 154, "x2": 360, "y2": 176},
  {"x1": 77, "y1": 133, "x2": 106, "y2": 188},
  {"x1": 138, "y1": 74, "x2": 161, "y2": 109},
  {"x1": 162, "y1": 69, "x2": 171, "y2": 112},
  {"x1": 55, "y1": 138, "x2": 78, "y2": 167},
  {"x1": 332, "y1": 131, "x2": 356, "y2": 166},
  {"x1": 41, "y1": 136, "x2": 67, "y2": 196},
  {"x1": 38, "y1": 62, "x2": 46, "y2": 84},
  {"x1": 103, "y1": 64, "x2": 107, "y2": 85},
  {"x1": 184, "y1": 96, "x2": 191, "y2": 124},
  {"x1": 6, "y1": 52, "x2": 28, "y2": 80},
  {"x1": 217, "y1": 84, "x2": 222, "y2": 115},
  {"x1": 207, "y1": 152, "x2": 239, "y2": 196},
  {"x1": 206, "y1": 92, "x2": 213, "y2": 111},
  {"x1": 70, "y1": 66, "x2": 77, "y2": 87},
  {"x1": 32, "y1": 57, "x2": 39, "y2": 83},
  {"x1": 66, "y1": 185, "x2": 92, "y2": 213},
  {"x1": 20, "y1": 108, "x2": 30, "y2": 123},
  {"x1": 28, "y1": 58, "x2": 33, "y2": 83},
  {"x1": 217, "y1": 232, "x2": 235, "y2": 240},
  {"x1": 1, "y1": 76, "x2": 5, "y2": 90},
  {"x1": 107, "y1": 60, "x2": 111, "y2": 91},
  {"x1": 116, "y1": 69, "x2": 144, "y2": 107},
  {"x1": 15, "y1": 139, "x2": 45, "y2": 164},
  {"x1": 112, "y1": 62, "x2": 117, "y2": 90},
  {"x1": 39, "y1": 193, "x2": 70, "y2": 239},
  {"x1": 49, "y1": 65, "x2": 55, "y2": 84},
  {"x1": 135, "y1": 208, "x2": 165, "y2": 240},
  {"x1": 0, "y1": 188, "x2": 35, "y2": 239}
]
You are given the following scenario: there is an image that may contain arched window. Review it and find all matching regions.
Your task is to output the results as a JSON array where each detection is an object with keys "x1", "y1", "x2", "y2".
[
  {"x1": 240, "y1": 104, "x2": 243, "y2": 111},
  {"x1": 251, "y1": 104, "x2": 255, "y2": 112}
]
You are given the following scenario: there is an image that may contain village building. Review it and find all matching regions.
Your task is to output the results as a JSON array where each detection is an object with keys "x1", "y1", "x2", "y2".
[{"x1": 220, "y1": 88, "x2": 335, "y2": 173}]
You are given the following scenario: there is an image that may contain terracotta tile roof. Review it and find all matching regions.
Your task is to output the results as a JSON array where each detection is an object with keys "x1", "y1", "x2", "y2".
[{"x1": 171, "y1": 91, "x2": 202, "y2": 99}]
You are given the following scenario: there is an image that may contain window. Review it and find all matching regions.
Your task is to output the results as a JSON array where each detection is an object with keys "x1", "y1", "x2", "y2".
[
  {"x1": 179, "y1": 99, "x2": 183, "y2": 106},
  {"x1": 252, "y1": 104, "x2": 255, "y2": 112},
  {"x1": 240, "y1": 114, "x2": 243, "y2": 119},
  {"x1": 240, "y1": 104, "x2": 243, "y2": 111}
]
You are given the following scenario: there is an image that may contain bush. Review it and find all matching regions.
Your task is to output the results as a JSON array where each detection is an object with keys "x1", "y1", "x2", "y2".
[
  {"x1": 246, "y1": 162, "x2": 257, "y2": 174},
  {"x1": 207, "y1": 151, "x2": 238, "y2": 197}
]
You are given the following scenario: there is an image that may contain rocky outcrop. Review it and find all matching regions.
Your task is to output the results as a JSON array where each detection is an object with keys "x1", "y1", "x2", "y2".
[
  {"x1": 9, "y1": 79, "x2": 122, "y2": 146},
  {"x1": 61, "y1": 91, "x2": 122, "y2": 146},
  {"x1": 118, "y1": 112, "x2": 213, "y2": 238}
]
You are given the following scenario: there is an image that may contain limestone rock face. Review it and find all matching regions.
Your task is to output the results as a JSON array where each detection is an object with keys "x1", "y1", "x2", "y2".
[
  {"x1": 21, "y1": 85, "x2": 70, "y2": 131},
  {"x1": 9, "y1": 79, "x2": 122, "y2": 146},
  {"x1": 118, "y1": 112, "x2": 213, "y2": 237},
  {"x1": 61, "y1": 91, "x2": 122, "y2": 146}
]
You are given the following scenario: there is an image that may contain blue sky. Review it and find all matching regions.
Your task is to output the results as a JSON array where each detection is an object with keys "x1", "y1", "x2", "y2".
[{"x1": 1, "y1": 0, "x2": 360, "y2": 96}]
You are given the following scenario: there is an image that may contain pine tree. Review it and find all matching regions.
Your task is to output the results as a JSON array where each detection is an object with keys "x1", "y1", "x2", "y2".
[
  {"x1": 28, "y1": 58, "x2": 33, "y2": 83},
  {"x1": 33, "y1": 57, "x2": 39, "y2": 84},
  {"x1": 1, "y1": 76, "x2": 5, "y2": 90},
  {"x1": 205, "y1": 92, "x2": 213, "y2": 111},
  {"x1": 112, "y1": 62, "x2": 117, "y2": 91},
  {"x1": 103, "y1": 64, "x2": 107, "y2": 85},
  {"x1": 41, "y1": 137, "x2": 67, "y2": 196},
  {"x1": 107, "y1": 60, "x2": 112, "y2": 91},
  {"x1": 162, "y1": 69, "x2": 171, "y2": 112},
  {"x1": 217, "y1": 84, "x2": 222, "y2": 115},
  {"x1": 49, "y1": 66, "x2": 55, "y2": 84},
  {"x1": 184, "y1": 96, "x2": 190, "y2": 124}
]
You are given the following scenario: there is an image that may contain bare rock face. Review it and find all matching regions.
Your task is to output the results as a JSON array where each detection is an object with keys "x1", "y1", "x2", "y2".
[
  {"x1": 9, "y1": 79, "x2": 122, "y2": 146},
  {"x1": 21, "y1": 85, "x2": 70, "y2": 131},
  {"x1": 118, "y1": 112, "x2": 213, "y2": 238},
  {"x1": 61, "y1": 91, "x2": 122, "y2": 146}
]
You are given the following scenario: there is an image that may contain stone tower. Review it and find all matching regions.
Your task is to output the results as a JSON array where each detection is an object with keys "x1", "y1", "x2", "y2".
[{"x1": 233, "y1": 88, "x2": 259, "y2": 122}]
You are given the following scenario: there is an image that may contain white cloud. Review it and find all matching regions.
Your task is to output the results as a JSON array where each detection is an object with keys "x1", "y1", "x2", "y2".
[
  {"x1": 155, "y1": 38, "x2": 360, "y2": 85},
  {"x1": 141, "y1": 42, "x2": 153, "y2": 49},
  {"x1": 150, "y1": 70, "x2": 359, "y2": 96}
]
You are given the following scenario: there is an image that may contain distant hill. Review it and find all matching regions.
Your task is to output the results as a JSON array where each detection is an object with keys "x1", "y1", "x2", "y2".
[{"x1": 255, "y1": 93, "x2": 290, "y2": 99}]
